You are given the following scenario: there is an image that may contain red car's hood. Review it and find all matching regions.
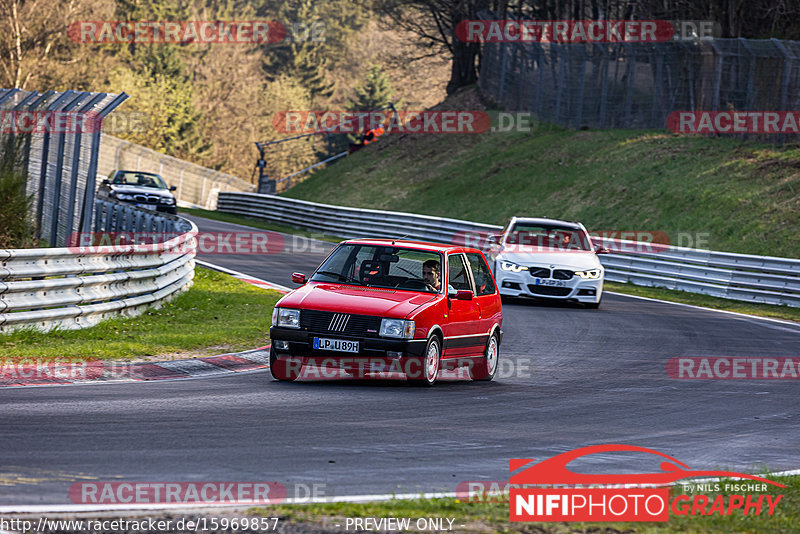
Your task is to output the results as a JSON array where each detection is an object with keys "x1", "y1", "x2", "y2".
[{"x1": 278, "y1": 283, "x2": 438, "y2": 318}]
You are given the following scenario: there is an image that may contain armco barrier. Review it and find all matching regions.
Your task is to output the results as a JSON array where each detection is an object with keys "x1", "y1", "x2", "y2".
[
  {"x1": 217, "y1": 192, "x2": 800, "y2": 308},
  {"x1": 0, "y1": 202, "x2": 197, "y2": 333},
  {"x1": 217, "y1": 192, "x2": 499, "y2": 244}
]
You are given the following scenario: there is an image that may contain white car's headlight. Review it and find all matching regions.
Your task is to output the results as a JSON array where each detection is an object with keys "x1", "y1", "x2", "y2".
[
  {"x1": 273, "y1": 308, "x2": 300, "y2": 328},
  {"x1": 499, "y1": 260, "x2": 528, "y2": 273},
  {"x1": 115, "y1": 193, "x2": 133, "y2": 200},
  {"x1": 380, "y1": 318, "x2": 415, "y2": 339},
  {"x1": 574, "y1": 269, "x2": 602, "y2": 279}
]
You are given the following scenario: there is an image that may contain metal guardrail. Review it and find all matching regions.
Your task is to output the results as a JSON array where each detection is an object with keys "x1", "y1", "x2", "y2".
[
  {"x1": 0, "y1": 201, "x2": 197, "y2": 333},
  {"x1": 218, "y1": 192, "x2": 499, "y2": 244},
  {"x1": 218, "y1": 192, "x2": 800, "y2": 308}
]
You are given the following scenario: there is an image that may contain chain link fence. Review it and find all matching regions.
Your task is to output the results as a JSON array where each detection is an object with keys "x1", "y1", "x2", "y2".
[
  {"x1": 479, "y1": 33, "x2": 800, "y2": 133},
  {"x1": 98, "y1": 134, "x2": 255, "y2": 210},
  {"x1": 0, "y1": 88, "x2": 128, "y2": 247}
]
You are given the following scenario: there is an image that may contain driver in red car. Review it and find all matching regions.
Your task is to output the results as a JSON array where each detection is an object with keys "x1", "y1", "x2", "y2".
[{"x1": 422, "y1": 259, "x2": 441, "y2": 292}]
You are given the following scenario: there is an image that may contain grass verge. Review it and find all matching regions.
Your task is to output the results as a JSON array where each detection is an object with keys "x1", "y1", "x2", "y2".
[
  {"x1": 0, "y1": 267, "x2": 280, "y2": 361},
  {"x1": 606, "y1": 281, "x2": 800, "y2": 323},
  {"x1": 284, "y1": 106, "x2": 800, "y2": 258},
  {"x1": 179, "y1": 206, "x2": 341, "y2": 243},
  {"x1": 252, "y1": 475, "x2": 799, "y2": 533}
]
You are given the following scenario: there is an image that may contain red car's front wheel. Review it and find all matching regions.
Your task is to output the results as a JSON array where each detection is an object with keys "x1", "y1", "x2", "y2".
[
  {"x1": 409, "y1": 336, "x2": 441, "y2": 386},
  {"x1": 270, "y1": 348, "x2": 302, "y2": 381}
]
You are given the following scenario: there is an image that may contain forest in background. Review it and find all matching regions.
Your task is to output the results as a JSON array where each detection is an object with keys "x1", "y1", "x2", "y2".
[
  {"x1": 1, "y1": 0, "x2": 799, "y2": 183},
  {"x1": 0, "y1": 0, "x2": 450, "y2": 182}
]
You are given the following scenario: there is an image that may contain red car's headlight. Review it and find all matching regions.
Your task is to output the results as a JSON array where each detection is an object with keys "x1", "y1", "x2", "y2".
[{"x1": 379, "y1": 318, "x2": 415, "y2": 339}]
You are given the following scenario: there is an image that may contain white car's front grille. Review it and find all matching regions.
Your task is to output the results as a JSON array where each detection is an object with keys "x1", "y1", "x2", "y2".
[{"x1": 527, "y1": 267, "x2": 574, "y2": 280}]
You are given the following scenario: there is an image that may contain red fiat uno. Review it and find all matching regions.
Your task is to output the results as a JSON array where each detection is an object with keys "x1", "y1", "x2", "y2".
[{"x1": 269, "y1": 239, "x2": 503, "y2": 385}]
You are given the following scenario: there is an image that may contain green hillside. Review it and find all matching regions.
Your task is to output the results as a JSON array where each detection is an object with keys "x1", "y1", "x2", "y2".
[{"x1": 284, "y1": 104, "x2": 800, "y2": 258}]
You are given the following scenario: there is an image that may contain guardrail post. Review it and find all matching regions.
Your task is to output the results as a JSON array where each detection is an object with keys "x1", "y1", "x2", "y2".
[
  {"x1": 79, "y1": 92, "x2": 129, "y2": 235},
  {"x1": 33, "y1": 91, "x2": 64, "y2": 240},
  {"x1": 554, "y1": 44, "x2": 565, "y2": 123},
  {"x1": 534, "y1": 43, "x2": 544, "y2": 116},
  {"x1": 650, "y1": 46, "x2": 664, "y2": 128},
  {"x1": 49, "y1": 91, "x2": 86, "y2": 246},
  {"x1": 597, "y1": 43, "x2": 609, "y2": 129},
  {"x1": 623, "y1": 43, "x2": 634, "y2": 126},
  {"x1": 575, "y1": 45, "x2": 587, "y2": 128}
]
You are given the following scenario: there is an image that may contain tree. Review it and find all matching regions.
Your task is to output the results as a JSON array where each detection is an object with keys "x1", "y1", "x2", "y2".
[
  {"x1": 108, "y1": 48, "x2": 210, "y2": 161},
  {"x1": 261, "y1": 0, "x2": 335, "y2": 101},
  {"x1": 0, "y1": 133, "x2": 35, "y2": 248},
  {"x1": 260, "y1": 0, "x2": 372, "y2": 102},
  {"x1": 349, "y1": 64, "x2": 395, "y2": 111},
  {"x1": 0, "y1": 0, "x2": 90, "y2": 89},
  {"x1": 377, "y1": 0, "x2": 505, "y2": 94}
]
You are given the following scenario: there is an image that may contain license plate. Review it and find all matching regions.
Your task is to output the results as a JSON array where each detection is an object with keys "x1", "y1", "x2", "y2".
[
  {"x1": 313, "y1": 337, "x2": 359, "y2": 353},
  {"x1": 534, "y1": 278, "x2": 567, "y2": 287},
  {"x1": 136, "y1": 203, "x2": 156, "y2": 210}
]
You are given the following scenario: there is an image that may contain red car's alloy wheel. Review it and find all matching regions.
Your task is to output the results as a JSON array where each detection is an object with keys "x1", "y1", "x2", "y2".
[
  {"x1": 410, "y1": 336, "x2": 441, "y2": 386},
  {"x1": 470, "y1": 333, "x2": 499, "y2": 381}
]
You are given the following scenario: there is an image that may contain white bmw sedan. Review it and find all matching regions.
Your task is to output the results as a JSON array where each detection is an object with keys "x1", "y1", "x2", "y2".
[{"x1": 489, "y1": 217, "x2": 608, "y2": 308}]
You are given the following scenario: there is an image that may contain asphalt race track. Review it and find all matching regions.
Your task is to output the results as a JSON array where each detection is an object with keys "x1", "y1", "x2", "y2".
[{"x1": 2, "y1": 215, "x2": 799, "y2": 507}]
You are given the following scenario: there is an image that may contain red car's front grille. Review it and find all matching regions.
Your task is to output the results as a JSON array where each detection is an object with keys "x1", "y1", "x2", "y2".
[{"x1": 300, "y1": 310, "x2": 382, "y2": 337}]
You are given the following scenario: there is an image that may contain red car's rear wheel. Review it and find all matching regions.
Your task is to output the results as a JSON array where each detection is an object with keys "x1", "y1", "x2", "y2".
[{"x1": 470, "y1": 333, "x2": 499, "y2": 381}]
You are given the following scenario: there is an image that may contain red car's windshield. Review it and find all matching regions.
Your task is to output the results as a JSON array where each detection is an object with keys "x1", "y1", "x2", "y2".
[
  {"x1": 312, "y1": 244, "x2": 445, "y2": 293},
  {"x1": 505, "y1": 224, "x2": 592, "y2": 251}
]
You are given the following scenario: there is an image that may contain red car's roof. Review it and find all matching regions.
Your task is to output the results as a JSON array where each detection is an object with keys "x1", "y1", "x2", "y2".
[{"x1": 343, "y1": 238, "x2": 475, "y2": 254}]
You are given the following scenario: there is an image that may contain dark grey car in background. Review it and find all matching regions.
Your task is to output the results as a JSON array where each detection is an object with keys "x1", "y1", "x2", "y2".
[{"x1": 98, "y1": 170, "x2": 178, "y2": 214}]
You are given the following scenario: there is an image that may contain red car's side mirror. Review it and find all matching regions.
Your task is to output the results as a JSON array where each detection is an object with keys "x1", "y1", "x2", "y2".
[
  {"x1": 291, "y1": 272, "x2": 306, "y2": 284},
  {"x1": 455, "y1": 289, "x2": 473, "y2": 301}
]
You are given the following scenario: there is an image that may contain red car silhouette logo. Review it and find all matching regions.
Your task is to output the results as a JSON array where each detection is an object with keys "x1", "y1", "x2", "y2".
[{"x1": 510, "y1": 444, "x2": 786, "y2": 487}]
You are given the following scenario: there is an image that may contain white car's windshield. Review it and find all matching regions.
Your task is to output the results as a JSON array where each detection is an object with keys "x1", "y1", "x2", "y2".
[
  {"x1": 312, "y1": 244, "x2": 444, "y2": 293},
  {"x1": 506, "y1": 224, "x2": 592, "y2": 251}
]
